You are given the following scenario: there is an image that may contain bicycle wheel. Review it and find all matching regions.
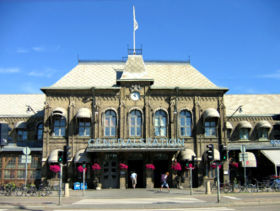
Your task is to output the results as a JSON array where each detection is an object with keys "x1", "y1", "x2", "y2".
[
  {"x1": 248, "y1": 184, "x2": 257, "y2": 193},
  {"x1": 223, "y1": 184, "x2": 232, "y2": 193},
  {"x1": 16, "y1": 188, "x2": 23, "y2": 196}
]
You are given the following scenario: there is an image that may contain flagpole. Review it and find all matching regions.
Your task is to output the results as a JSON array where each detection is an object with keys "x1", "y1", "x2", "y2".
[{"x1": 133, "y1": 6, "x2": 136, "y2": 55}]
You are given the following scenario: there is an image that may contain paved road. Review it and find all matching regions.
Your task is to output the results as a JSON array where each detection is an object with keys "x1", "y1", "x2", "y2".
[{"x1": 0, "y1": 189, "x2": 280, "y2": 210}]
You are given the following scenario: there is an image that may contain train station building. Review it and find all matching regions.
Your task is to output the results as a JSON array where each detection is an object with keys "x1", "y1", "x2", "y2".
[{"x1": 1, "y1": 53, "x2": 280, "y2": 188}]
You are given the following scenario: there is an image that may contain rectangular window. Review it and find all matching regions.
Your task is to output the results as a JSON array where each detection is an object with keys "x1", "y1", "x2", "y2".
[
  {"x1": 205, "y1": 120, "x2": 216, "y2": 137},
  {"x1": 17, "y1": 130, "x2": 28, "y2": 141},
  {"x1": 240, "y1": 128, "x2": 249, "y2": 139},
  {"x1": 17, "y1": 170, "x2": 25, "y2": 179},
  {"x1": 4, "y1": 170, "x2": 16, "y2": 179},
  {"x1": 78, "y1": 119, "x2": 91, "y2": 137},
  {"x1": 53, "y1": 118, "x2": 66, "y2": 137},
  {"x1": 258, "y1": 128, "x2": 268, "y2": 139}
]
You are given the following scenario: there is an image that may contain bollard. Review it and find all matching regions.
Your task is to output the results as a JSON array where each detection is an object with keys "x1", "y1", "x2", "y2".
[
  {"x1": 64, "y1": 183, "x2": 69, "y2": 197},
  {"x1": 206, "y1": 180, "x2": 211, "y2": 195}
]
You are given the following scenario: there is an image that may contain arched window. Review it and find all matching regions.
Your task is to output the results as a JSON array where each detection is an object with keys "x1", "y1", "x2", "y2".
[
  {"x1": 37, "y1": 123, "x2": 43, "y2": 140},
  {"x1": 154, "y1": 110, "x2": 167, "y2": 137},
  {"x1": 129, "y1": 110, "x2": 142, "y2": 137},
  {"x1": 53, "y1": 117, "x2": 66, "y2": 137},
  {"x1": 179, "y1": 110, "x2": 192, "y2": 136},
  {"x1": 104, "y1": 110, "x2": 117, "y2": 137}
]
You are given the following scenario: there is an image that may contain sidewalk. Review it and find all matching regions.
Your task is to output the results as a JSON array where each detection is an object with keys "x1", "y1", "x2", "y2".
[
  {"x1": 0, "y1": 188, "x2": 280, "y2": 210},
  {"x1": 66, "y1": 188, "x2": 205, "y2": 198}
]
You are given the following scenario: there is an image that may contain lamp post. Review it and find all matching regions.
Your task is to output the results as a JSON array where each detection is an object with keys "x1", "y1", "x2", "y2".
[{"x1": 226, "y1": 105, "x2": 243, "y2": 183}]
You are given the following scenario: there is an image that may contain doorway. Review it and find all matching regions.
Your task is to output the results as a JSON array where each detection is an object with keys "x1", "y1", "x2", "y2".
[
  {"x1": 102, "y1": 153, "x2": 119, "y2": 188},
  {"x1": 154, "y1": 160, "x2": 169, "y2": 188},
  {"x1": 128, "y1": 160, "x2": 144, "y2": 188}
]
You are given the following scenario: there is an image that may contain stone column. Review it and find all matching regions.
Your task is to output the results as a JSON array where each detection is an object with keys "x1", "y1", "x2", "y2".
[
  {"x1": 119, "y1": 170, "x2": 127, "y2": 189},
  {"x1": 146, "y1": 169, "x2": 154, "y2": 189}
]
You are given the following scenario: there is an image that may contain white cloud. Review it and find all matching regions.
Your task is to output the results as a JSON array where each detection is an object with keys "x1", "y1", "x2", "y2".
[
  {"x1": 28, "y1": 71, "x2": 52, "y2": 78},
  {"x1": 32, "y1": 46, "x2": 46, "y2": 52},
  {"x1": 16, "y1": 48, "x2": 29, "y2": 53},
  {"x1": 257, "y1": 70, "x2": 280, "y2": 79},
  {"x1": 0, "y1": 67, "x2": 20, "y2": 73},
  {"x1": 28, "y1": 67, "x2": 56, "y2": 78}
]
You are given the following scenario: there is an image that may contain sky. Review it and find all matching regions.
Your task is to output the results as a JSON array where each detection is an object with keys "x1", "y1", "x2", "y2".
[{"x1": 0, "y1": 0, "x2": 280, "y2": 94}]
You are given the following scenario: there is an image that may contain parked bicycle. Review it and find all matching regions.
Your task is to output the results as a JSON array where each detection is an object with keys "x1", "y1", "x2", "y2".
[
  {"x1": 16, "y1": 184, "x2": 37, "y2": 197},
  {"x1": 37, "y1": 183, "x2": 52, "y2": 197}
]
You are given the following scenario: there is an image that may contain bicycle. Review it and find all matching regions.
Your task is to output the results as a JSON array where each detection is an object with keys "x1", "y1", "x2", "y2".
[
  {"x1": 16, "y1": 185, "x2": 37, "y2": 197},
  {"x1": 37, "y1": 184, "x2": 52, "y2": 197}
]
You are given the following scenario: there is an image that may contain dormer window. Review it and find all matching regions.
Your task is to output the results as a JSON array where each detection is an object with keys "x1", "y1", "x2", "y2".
[{"x1": 116, "y1": 71, "x2": 123, "y2": 80}]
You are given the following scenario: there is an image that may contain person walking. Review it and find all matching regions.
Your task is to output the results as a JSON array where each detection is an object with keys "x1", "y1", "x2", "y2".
[
  {"x1": 160, "y1": 172, "x2": 170, "y2": 192},
  {"x1": 130, "y1": 171, "x2": 137, "y2": 189}
]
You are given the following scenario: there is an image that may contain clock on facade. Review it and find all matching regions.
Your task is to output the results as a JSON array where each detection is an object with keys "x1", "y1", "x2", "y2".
[{"x1": 130, "y1": 91, "x2": 140, "y2": 101}]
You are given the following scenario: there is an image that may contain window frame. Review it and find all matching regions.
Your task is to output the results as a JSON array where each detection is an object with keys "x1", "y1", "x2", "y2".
[
  {"x1": 258, "y1": 127, "x2": 269, "y2": 140},
  {"x1": 129, "y1": 110, "x2": 142, "y2": 137},
  {"x1": 78, "y1": 118, "x2": 91, "y2": 137},
  {"x1": 17, "y1": 129, "x2": 28, "y2": 141},
  {"x1": 179, "y1": 110, "x2": 192, "y2": 137},
  {"x1": 37, "y1": 123, "x2": 43, "y2": 141},
  {"x1": 104, "y1": 110, "x2": 117, "y2": 137},
  {"x1": 154, "y1": 110, "x2": 168, "y2": 137},
  {"x1": 53, "y1": 117, "x2": 66, "y2": 137},
  {"x1": 239, "y1": 128, "x2": 249, "y2": 140},
  {"x1": 204, "y1": 119, "x2": 217, "y2": 137}
]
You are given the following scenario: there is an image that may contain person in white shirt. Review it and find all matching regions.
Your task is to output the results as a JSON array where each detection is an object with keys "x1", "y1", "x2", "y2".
[{"x1": 130, "y1": 171, "x2": 137, "y2": 189}]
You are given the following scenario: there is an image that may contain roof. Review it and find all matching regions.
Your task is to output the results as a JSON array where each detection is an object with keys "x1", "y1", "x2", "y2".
[
  {"x1": 0, "y1": 94, "x2": 45, "y2": 117},
  {"x1": 224, "y1": 94, "x2": 280, "y2": 117},
  {"x1": 45, "y1": 58, "x2": 224, "y2": 90}
]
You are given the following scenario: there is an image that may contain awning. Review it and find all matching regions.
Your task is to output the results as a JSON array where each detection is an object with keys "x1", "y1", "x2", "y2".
[
  {"x1": 257, "y1": 121, "x2": 272, "y2": 129},
  {"x1": 238, "y1": 121, "x2": 252, "y2": 129},
  {"x1": 15, "y1": 121, "x2": 27, "y2": 129},
  {"x1": 241, "y1": 152, "x2": 257, "y2": 167},
  {"x1": 74, "y1": 149, "x2": 90, "y2": 163},
  {"x1": 48, "y1": 149, "x2": 63, "y2": 163},
  {"x1": 52, "y1": 107, "x2": 67, "y2": 117},
  {"x1": 203, "y1": 108, "x2": 220, "y2": 120},
  {"x1": 261, "y1": 150, "x2": 280, "y2": 166},
  {"x1": 180, "y1": 149, "x2": 196, "y2": 160},
  {"x1": 226, "y1": 122, "x2": 233, "y2": 130},
  {"x1": 76, "y1": 108, "x2": 91, "y2": 119}
]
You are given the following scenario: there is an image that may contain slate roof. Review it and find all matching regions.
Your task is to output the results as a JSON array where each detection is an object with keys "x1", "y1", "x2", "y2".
[
  {"x1": 0, "y1": 94, "x2": 45, "y2": 117},
  {"x1": 224, "y1": 94, "x2": 280, "y2": 117},
  {"x1": 46, "y1": 58, "x2": 224, "y2": 90}
]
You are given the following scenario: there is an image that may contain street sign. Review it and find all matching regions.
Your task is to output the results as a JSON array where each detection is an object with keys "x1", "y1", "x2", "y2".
[
  {"x1": 21, "y1": 155, "x2": 31, "y2": 163},
  {"x1": 22, "y1": 147, "x2": 31, "y2": 155}
]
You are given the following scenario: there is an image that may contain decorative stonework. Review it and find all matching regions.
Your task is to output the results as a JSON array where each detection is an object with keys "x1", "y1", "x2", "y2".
[{"x1": 129, "y1": 84, "x2": 142, "y2": 93}]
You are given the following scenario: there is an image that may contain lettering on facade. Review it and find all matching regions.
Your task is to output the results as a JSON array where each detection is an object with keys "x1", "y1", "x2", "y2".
[
  {"x1": 87, "y1": 138, "x2": 185, "y2": 149},
  {"x1": 270, "y1": 140, "x2": 280, "y2": 145}
]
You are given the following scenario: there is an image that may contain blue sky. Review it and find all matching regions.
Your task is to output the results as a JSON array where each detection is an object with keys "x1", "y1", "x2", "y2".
[{"x1": 0, "y1": 0, "x2": 279, "y2": 94}]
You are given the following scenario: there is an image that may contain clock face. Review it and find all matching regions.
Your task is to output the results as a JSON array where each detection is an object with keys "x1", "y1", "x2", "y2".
[{"x1": 130, "y1": 91, "x2": 140, "y2": 101}]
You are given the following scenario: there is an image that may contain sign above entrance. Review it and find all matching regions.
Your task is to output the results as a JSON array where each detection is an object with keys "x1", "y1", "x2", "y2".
[{"x1": 87, "y1": 138, "x2": 185, "y2": 152}]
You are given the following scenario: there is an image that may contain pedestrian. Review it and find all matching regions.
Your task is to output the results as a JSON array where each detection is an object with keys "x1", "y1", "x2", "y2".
[
  {"x1": 160, "y1": 172, "x2": 170, "y2": 192},
  {"x1": 130, "y1": 171, "x2": 137, "y2": 189}
]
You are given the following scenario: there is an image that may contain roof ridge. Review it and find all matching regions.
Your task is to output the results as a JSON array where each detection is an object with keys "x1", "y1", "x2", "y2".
[{"x1": 0, "y1": 93, "x2": 44, "y2": 96}]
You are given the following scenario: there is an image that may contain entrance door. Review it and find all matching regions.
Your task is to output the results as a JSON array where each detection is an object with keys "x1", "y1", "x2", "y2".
[
  {"x1": 102, "y1": 154, "x2": 119, "y2": 188},
  {"x1": 128, "y1": 160, "x2": 144, "y2": 188},
  {"x1": 154, "y1": 160, "x2": 169, "y2": 188}
]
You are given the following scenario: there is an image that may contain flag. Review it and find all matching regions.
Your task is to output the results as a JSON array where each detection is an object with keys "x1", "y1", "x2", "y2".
[{"x1": 133, "y1": 6, "x2": 138, "y2": 31}]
